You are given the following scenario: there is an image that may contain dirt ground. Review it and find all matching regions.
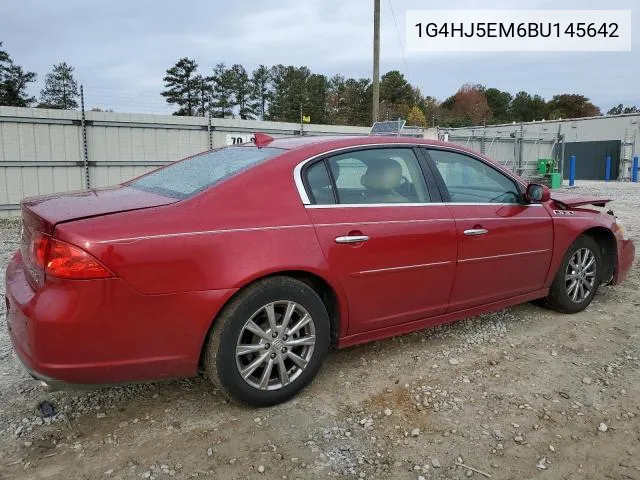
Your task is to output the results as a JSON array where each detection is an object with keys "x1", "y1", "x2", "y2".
[{"x1": 1, "y1": 180, "x2": 639, "y2": 480}]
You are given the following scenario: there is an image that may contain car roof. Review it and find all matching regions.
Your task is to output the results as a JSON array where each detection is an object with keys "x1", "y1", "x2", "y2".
[{"x1": 258, "y1": 135, "x2": 458, "y2": 151}]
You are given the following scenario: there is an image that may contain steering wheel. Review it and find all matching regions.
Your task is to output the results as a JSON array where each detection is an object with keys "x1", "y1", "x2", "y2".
[{"x1": 488, "y1": 191, "x2": 520, "y2": 203}]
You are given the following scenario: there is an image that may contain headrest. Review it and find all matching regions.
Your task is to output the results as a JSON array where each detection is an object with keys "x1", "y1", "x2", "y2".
[{"x1": 361, "y1": 159, "x2": 403, "y2": 193}]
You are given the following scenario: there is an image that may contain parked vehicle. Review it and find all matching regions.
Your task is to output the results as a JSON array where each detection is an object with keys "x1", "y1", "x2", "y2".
[{"x1": 6, "y1": 134, "x2": 635, "y2": 406}]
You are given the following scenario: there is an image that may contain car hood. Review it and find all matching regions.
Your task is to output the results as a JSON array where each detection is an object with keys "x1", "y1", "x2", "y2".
[
  {"x1": 550, "y1": 192, "x2": 612, "y2": 208},
  {"x1": 21, "y1": 185, "x2": 178, "y2": 231}
]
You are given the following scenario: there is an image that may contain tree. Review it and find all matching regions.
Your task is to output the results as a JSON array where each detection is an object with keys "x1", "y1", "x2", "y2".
[
  {"x1": 378, "y1": 70, "x2": 416, "y2": 120},
  {"x1": 483, "y1": 87, "x2": 512, "y2": 123},
  {"x1": 268, "y1": 65, "x2": 310, "y2": 122},
  {"x1": 161, "y1": 58, "x2": 199, "y2": 116},
  {"x1": 229, "y1": 64, "x2": 255, "y2": 119},
  {"x1": 406, "y1": 105, "x2": 427, "y2": 127},
  {"x1": 193, "y1": 74, "x2": 214, "y2": 116},
  {"x1": 449, "y1": 84, "x2": 491, "y2": 125},
  {"x1": 547, "y1": 94, "x2": 600, "y2": 119},
  {"x1": 211, "y1": 63, "x2": 235, "y2": 118},
  {"x1": 607, "y1": 104, "x2": 639, "y2": 115},
  {"x1": 509, "y1": 91, "x2": 548, "y2": 122},
  {"x1": 418, "y1": 95, "x2": 440, "y2": 126},
  {"x1": 303, "y1": 73, "x2": 329, "y2": 124},
  {"x1": 0, "y1": 42, "x2": 36, "y2": 107},
  {"x1": 250, "y1": 65, "x2": 271, "y2": 120},
  {"x1": 39, "y1": 62, "x2": 79, "y2": 109}
]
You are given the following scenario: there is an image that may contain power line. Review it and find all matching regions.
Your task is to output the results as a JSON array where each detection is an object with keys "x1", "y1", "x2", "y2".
[{"x1": 386, "y1": 0, "x2": 411, "y2": 83}]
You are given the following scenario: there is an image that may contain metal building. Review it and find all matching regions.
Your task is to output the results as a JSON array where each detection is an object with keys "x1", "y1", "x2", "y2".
[{"x1": 441, "y1": 113, "x2": 640, "y2": 181}]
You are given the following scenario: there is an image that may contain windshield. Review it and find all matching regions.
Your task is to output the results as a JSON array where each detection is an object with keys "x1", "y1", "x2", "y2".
[{"x1": 128, "y1": 146, "x2": 284, "y2": 199}]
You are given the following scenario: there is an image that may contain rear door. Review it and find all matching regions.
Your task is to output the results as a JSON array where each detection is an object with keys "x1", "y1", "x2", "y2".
[
  {"x1": 301, "y1": 146, "x2": 457, "y2": 334},
  {"x1": 422, "y1": 147, "x2": 553, "y2": 311}
]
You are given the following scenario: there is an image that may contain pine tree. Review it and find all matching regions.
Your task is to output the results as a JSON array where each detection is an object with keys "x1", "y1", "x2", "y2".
[
  {"x1": 193, "y1": 74, "x2": 214, "y2": 116},
  {"x1": 0, "y1": 42, "x2": 37, "y2": 107},
  {"x1": 229, "y1": 64, "x2": 255, "y2": 119},
  {"x1": 161, "y1": 58, "x2": 199, "y2": 116},
  {"x1": 211, "y1": 63, "x2": 234, "y2": 118},
  {"x1": 39, "y1": 62, "x2": 79, "y2": 109},
  {"x1": 268, "y1": 65, "x2": 310, "y2": 122},
  {"x1": 250, "y1": 65, "x2": 271, "y2": 120}
]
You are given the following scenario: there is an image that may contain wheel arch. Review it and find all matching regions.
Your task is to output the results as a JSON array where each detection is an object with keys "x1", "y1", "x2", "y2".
[
  {"x1": 198, "y1": 269, "x2": 345, "y2": 370},
  {"x1": 581, "y1": 226, "x2": 617, "y2": 284}
]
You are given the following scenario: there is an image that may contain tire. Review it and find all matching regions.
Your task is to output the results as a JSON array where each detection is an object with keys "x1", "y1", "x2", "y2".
[
  {"x1": 545, "y1": 235, "x2": 602, "y2": 314},
  {"x1": 203, "y1": 276, "x2": 331, "y2": 407}
]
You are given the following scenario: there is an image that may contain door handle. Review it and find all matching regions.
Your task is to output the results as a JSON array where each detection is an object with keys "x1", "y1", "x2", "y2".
[
  {"x1": 464, "y1": 228, "x2": 489, "y2": 236},
  {"x1": 335, "y1": 235, "x2": 370, "y2": 244}
]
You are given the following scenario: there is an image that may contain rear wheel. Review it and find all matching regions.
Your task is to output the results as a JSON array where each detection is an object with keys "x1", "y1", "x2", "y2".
[
  {"x1": 203, "y1": 276, "x2": 330, "y2": 406},
  {"x1": 545, "y1": 235, "x2": 602, "y2": 314}
]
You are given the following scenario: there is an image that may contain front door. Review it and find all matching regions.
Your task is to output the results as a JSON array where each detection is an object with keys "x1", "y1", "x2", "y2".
[
  {"x1": 302, "y1": 147, "x2": 457, "y2": 334},
  {"x1": 423, "y1": 147, "x2": 553, "y2": 311}
]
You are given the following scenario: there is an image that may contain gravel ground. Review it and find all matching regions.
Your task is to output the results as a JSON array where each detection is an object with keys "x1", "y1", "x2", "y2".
[{"x1": 1, "y1": 180, "x2": 639, "y2": 480}]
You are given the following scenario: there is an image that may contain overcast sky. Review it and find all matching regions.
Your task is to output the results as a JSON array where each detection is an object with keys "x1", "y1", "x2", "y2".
[{"x1": 1, "y1": 0, "x2": 638, "y2": 115}]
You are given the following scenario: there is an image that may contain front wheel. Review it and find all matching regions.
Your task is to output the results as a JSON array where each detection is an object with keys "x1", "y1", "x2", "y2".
[
  {"x1": 203, "y1": 276, "x2": 330, "y2": 406},
  {"x1": 545, "y1": 235, "x2": 602, "y2": 314}
]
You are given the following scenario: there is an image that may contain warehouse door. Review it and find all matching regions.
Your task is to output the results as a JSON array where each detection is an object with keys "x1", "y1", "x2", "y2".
[{"x1": 563, "y1": 141, "x2": 621, "y2": 180}]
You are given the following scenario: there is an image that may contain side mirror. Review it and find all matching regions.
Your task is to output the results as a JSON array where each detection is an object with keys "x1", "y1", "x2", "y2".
[{"x1": 526, "y1": 183, "x2": 550, "y2": 203}]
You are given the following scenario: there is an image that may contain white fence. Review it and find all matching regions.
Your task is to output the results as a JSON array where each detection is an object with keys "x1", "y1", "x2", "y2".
[{"x1": 0, "y1": 107, "x2": 370, "y2": 217}]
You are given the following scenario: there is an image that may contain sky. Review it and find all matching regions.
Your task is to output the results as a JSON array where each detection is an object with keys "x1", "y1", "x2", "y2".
[{"x1": 1, "y1": 0, "x2": 638, "y2": 116}]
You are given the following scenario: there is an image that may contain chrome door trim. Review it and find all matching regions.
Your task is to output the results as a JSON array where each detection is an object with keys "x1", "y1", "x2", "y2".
[
  {"x1": 353, "y1": 260, "x2": 453, "y2": 277},
  {"x1": 459, "y1": 248, "x2": 551, "y2": 264},
  {"x1": 293, "y1": 142, "x2": 528, "y2": 205},
  {"x1": 335, "y1": 235, "x2": 370, "y2": 244}
]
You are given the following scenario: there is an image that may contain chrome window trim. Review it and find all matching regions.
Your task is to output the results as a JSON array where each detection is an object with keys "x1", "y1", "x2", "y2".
[
  {"x1": 305, "y1": 202, "x2": 543, "y2": 209},
  {"x1": 293, "y1": 142, "x2": 528, "y2": 206}
]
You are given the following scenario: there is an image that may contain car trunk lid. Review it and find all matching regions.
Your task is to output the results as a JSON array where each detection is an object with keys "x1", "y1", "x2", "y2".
[
  {"x1": 21, "y1": 186, "x2": 178, "y2": 228},
  {"x1": 19, "y1": 186, "x2": 178, "y2": 288}
]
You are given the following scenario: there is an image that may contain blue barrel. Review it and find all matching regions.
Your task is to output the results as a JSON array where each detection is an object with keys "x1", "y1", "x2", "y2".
[
  {"x1": 605, "y1": 155, "x2": 611, "y2": 182},
  {"x1": 633, "y1": 156, "x2": 638, "y2": 183}
]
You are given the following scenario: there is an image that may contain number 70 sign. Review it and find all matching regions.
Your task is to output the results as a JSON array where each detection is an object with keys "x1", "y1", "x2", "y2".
[{"x1": 226, "y1": 134, "x2": 256, "y2": 145}]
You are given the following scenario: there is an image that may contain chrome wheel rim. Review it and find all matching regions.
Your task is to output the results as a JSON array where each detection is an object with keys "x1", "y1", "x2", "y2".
[
  {"x1": 235, "y1": 301, "x2": 316, "y2": 391},
  {"x1": 565, "y1": 248, "x2": 597, "y2": 303}
]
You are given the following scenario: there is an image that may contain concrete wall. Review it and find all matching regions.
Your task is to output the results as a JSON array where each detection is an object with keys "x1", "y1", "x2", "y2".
[{"x1": 0, "y1": 107, "x2": 370, "y2": 217}]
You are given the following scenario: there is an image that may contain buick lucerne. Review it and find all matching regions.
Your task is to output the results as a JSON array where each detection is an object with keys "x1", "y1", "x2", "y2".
[{"x1": 6, "y1": 134, "x2": 635, "y2": 406}]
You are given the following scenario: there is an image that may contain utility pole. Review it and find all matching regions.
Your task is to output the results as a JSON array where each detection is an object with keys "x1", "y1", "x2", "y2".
[{"x1": 372, "y1": 0, "x2": 380, "y2": 124}]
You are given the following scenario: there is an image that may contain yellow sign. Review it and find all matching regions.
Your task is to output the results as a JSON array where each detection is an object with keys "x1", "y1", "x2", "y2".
[{"x1": 302, "y1": 115, "x2": 311, "y2": 123}]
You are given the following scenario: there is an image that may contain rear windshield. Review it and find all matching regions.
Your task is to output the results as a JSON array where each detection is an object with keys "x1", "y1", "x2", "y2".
[{"x1": 128, "y1": 146, "x2": 284, "y2": 199}]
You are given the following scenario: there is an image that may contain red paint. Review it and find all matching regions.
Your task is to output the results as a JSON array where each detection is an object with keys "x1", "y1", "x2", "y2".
[
  {"x1": 551, "y1": 192, "x2": 612, "y2": 208},
  {"x1": 5, "y1": 136, "x2": 635, "y2": 387}
]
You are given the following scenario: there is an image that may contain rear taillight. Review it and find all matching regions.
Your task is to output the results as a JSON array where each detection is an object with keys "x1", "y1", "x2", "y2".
[
  {"x1": 28, "y1": 233, "x2": 112, "y2": 280},
  {"x1": 30, "y1": 232, "x2": 49, "y2": 270}
]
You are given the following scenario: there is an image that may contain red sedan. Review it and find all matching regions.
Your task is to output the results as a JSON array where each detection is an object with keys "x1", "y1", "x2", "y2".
[{"x1": 6, "y1": 135, "x2": 635, "y2": 406}]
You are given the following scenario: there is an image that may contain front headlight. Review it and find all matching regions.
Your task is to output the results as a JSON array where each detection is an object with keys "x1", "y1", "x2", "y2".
[{"x1": 615, "y1": 219, "x2": 630, "y2": 241}]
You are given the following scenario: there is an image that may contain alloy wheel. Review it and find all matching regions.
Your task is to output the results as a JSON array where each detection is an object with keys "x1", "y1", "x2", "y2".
[
  {"x1": 565, "y1": 247, "x2": 597, "y2": 303},
  {"x1": 235, "y1": 301, "x2": 316, "y2": 390}
]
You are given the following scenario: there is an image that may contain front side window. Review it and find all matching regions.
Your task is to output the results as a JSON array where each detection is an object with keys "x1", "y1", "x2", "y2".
[
  {"x1": 129, "y1": 146, "x2": 284, "y2": 199},
  {"x1": 427, "y1": 149, "x2": 521, "y2": 204},
  {"x1": 305, "y1": 148, "x2": 429, "y2": 205}
]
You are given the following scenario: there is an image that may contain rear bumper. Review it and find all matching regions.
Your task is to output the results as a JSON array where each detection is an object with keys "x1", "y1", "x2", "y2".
[
  {"x1": 6, "y1": 251, "x2": 236, "y2": 386},
  {"x1": 613, "y1": 238, "x2": 635, "y2": 285}
]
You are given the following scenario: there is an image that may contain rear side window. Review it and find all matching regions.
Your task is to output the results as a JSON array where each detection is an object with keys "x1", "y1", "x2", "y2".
[
  {"x1": 307, "y1": 148, "x2": 430, "y2": 205},
  {"x1": 306, "y1": 161, "x2": 336, "y2": 204},
  {"x1": 129, "y1": 146, "x2": 284, "y2": 199}
]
